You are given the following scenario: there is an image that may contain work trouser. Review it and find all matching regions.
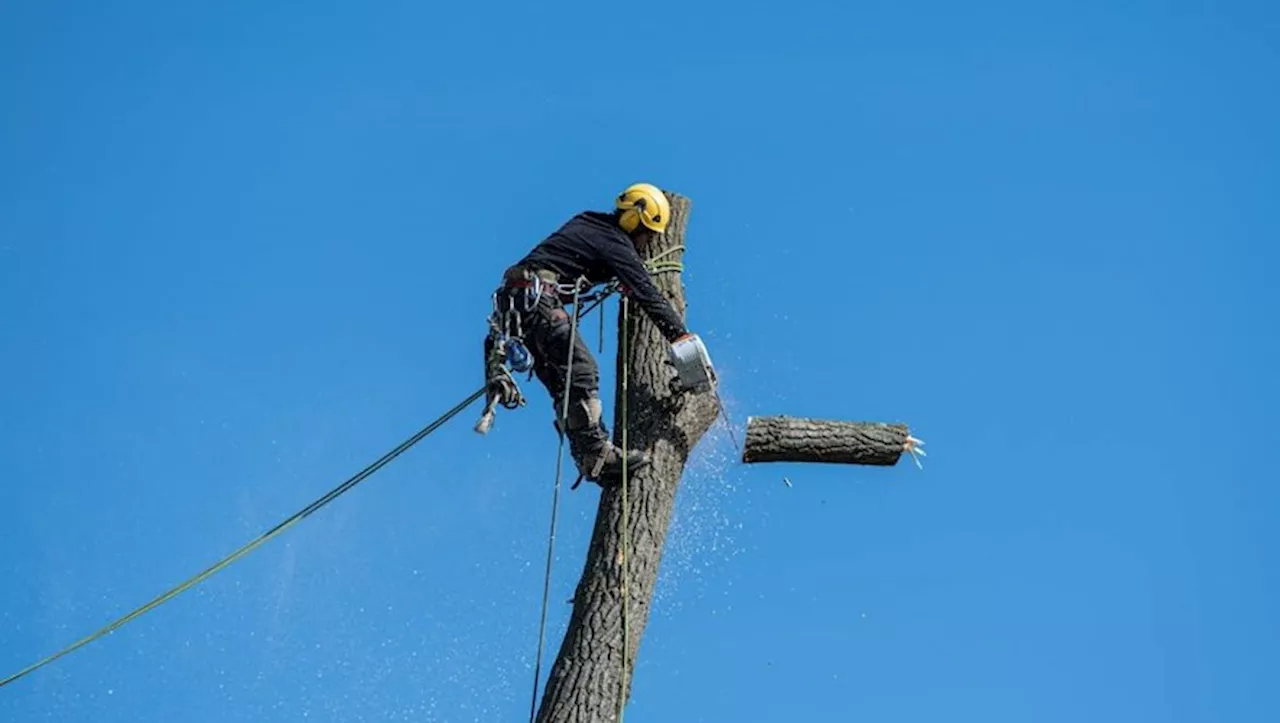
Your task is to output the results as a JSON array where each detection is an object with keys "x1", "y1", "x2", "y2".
[{"x1": 490, "y1": 273, "x2": 611, "y2": 466}]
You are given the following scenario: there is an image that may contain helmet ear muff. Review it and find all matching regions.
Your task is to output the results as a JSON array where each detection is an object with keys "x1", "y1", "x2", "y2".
[{"x1": 618, "y1": 208, "x2": 641, "y2": 234}]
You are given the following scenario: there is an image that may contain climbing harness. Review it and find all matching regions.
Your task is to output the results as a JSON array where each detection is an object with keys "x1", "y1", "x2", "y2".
[
  {"x1": 475, "y1": 269, "x2": 588, "y2": 437},
  {"x1": 0, "y1": 386, "x2": 487, "y2": 690},
  {"x1": 475, "y1": 247, "x2": 684, "y2": 438}
]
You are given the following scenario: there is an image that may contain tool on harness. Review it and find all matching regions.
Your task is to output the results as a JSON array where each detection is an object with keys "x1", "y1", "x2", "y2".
[
  {"x1": 475, "y1": 304, "x2": 531, "y2": 435},
  {"x1": 504, "y1": 336, "x2": 534, "y2": 374},
  {"x1": 668, "y1": 333, "x2": 718, "y2": 394},
  {"x1": 474, "y1": 350, "x2": 527, "y2": 435}
]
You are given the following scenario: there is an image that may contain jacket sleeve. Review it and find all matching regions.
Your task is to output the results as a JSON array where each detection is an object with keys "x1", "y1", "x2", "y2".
[{"x1": 601, "y1": 239, "x2": 689, "y2": 342}]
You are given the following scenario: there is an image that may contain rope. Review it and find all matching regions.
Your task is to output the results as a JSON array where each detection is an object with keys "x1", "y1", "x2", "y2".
[
  {"x1": 528, "y1": 285, "x2": 582, "y2": 723},
  {"x1": 646, "y1": 245, "x2": 685, "y2": 265},
  {"x1": 618, "y1": 295, "x2": 632, "y2": 722},
  {"x1": 612, "y1": 246, "x2": 681, "y2": 717},
  {"x1": 528, "y1": 247, "x2": 683, "y2": 721},
  {"x1": 573, "y1": 249, "x2": 685, "y2": 320},
  {"x1": 609, "y1": 247, "x2": 682, "y2": 720},
  {"x1": 3, "y1": 246, "x2": 686, "y2": 697},
  {"x1": 0, "y1": 386, "x2": 487, "y2": 690}
]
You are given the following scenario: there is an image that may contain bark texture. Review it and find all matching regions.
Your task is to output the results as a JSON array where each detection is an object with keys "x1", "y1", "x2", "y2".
[
  {"x1": 535, "y1": 193, "x2": 719, "y2": 722},
  {"x1": 742, "y1": 415, "x2": 909, "y2": 467}
]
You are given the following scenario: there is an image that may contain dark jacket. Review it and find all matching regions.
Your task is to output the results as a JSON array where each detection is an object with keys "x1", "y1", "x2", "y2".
[{"x1": 515, "y1": 211, "x2": 688, "y2": 342}]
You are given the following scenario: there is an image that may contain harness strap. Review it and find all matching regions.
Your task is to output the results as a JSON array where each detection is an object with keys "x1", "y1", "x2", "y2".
[{"x1": 504, "y1": 266, "x2": 591, "y2": 305}]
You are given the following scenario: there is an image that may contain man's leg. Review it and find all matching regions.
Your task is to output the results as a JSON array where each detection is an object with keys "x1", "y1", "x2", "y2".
[{"x1": 530, "y1": 302, "x2": 647, "y2": 484}]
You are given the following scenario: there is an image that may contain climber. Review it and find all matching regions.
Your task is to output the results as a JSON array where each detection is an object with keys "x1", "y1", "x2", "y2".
[{"x1": 484, "y1": 182, "x2": 697, "y2": 486}]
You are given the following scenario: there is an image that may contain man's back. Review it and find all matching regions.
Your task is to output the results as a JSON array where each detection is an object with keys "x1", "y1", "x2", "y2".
[
  {"x1": 514, "y1": 210, "x2": 687, "y2": 342},
  {"x1": 517, "y1": 211, "x2": 621, "y2": 286}
]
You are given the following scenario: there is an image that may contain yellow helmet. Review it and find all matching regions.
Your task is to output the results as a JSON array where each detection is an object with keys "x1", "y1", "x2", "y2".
[{"x1": 615, "y1": 182, "x2": 671, "y2": 234}]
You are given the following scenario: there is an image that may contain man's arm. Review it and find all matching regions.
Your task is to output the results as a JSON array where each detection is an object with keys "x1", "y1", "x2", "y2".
[{"x1": 600, "y1": 239, "x2": 689, "y2": 342}]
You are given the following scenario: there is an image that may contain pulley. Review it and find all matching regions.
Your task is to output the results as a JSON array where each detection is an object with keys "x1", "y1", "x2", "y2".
[{"x1": 505, "y1": 337, "x2": 534, "y2": 374}]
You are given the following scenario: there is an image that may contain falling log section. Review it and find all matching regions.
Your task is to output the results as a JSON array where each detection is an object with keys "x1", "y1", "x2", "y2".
[{"x1": 742, "y1": 415, "x2": 912, "y2": 467}]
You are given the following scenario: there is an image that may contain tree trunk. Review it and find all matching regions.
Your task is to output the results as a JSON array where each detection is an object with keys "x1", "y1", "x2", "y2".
[
  {"x1": 535, "y1": 192, "x2": 719, "y2": 722},
  {"x1": 741, "y1": 416, "x2": 909, "y2": 467}
]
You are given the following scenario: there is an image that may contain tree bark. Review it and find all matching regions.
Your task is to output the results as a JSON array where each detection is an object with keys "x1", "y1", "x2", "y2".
[
  {"x1": 535, "y1": 192, "x2": 719, "y2": 722},
  {"x1": 741, "y1": 416, "x2": 909, "y2": 467}
]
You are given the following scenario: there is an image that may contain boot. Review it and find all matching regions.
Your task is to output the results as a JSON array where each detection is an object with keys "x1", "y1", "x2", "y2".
[
  {"x1": 558, "y1": 396, "x2": 649, "y2": 486},
  {"x1": 570, "y1": 432, "x2": 650, "y2": 486}
]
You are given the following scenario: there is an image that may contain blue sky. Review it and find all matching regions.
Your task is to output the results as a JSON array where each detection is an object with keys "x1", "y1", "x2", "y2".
[{"x1": 2, "y1": 1, "x2": 1277, "y2": 721}]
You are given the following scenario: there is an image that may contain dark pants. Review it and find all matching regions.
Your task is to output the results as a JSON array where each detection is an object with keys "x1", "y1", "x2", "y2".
[{"x1": 490, "y1": 283, "x2": 609, "y2": 453}]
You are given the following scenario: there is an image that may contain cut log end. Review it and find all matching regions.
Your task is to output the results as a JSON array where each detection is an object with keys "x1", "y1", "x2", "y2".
[{"x1": 741, "y1": 415, "x2": 911, "y2": 467}]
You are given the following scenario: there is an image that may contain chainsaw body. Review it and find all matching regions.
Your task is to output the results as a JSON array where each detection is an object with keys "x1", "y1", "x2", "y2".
[{"x1": 668, "y1": 333, "x2": 717, "y2": 394}]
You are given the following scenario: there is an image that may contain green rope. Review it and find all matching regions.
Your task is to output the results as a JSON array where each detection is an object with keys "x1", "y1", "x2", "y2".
[
  {"x1": 645, "y1": 246, "x2": 685, "y2": 279},
  {"x1": 646, "y1": 263, "x2": 684, "y2": 275},
  {"x1": 646, "y1": 245, "x2": 685, "y2": 265},
  {"x1": 572, "y1": 248, "x2": 684, "y2": 321},
  {"x1": 0, "y1": 386, "x2": 487, "y2": 690},
  {"x1": 529, "y1": 285, "x2": 583, "y2": 723},
  {"x1": 618, "y1": 295, "x2": 631, "y2": 722},
  {"x1": 612, "y1": 245, "x2": 682, "y2": 719},
  {"x1": 614, "y1": 244, "x2": 682, "y2": 719},
  {"x1": 526, "y1": 245, "x2": 684, "y2": 721}
]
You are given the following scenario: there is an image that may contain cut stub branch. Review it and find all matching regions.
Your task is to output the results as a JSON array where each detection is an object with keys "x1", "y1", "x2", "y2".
[{"x1": 742, "y1": 416, "x2": 914, "y2": 467}]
